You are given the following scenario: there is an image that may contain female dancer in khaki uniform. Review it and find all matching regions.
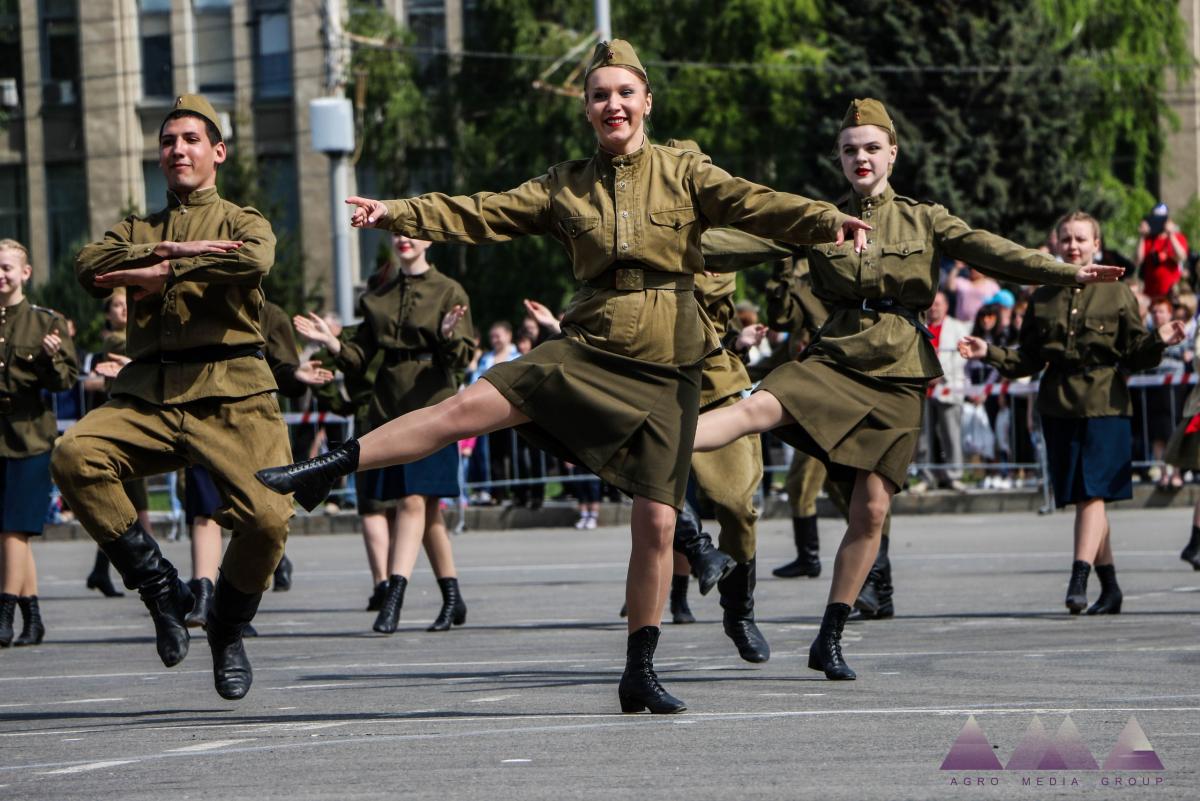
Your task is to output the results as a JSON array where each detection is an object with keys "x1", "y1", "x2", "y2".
[
  {"x1": 692, "y1": 99, "x2": 1124, "y2": 681},
  {"x1": 257, "y1": 41, "x2": 867, "y2": 713}
]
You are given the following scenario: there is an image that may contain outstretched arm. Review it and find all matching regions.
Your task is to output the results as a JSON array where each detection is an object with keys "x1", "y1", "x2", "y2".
[
  {"x1": 345, "y1": 175, "x2": 553, "y2": 244},
  {"x1": 933, "y1": 207, "x2": 1121, "y2": 287}
]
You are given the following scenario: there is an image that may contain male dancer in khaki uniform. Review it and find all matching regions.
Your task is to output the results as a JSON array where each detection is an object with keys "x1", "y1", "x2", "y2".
[{"x1": 52, "y1": 95, "x2": 293, "y2": 700}]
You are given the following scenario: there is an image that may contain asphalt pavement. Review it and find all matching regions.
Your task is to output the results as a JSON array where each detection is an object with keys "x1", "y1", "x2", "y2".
[{"x1": 1, "y1": 508, "x2": 1197, "y2": 800}]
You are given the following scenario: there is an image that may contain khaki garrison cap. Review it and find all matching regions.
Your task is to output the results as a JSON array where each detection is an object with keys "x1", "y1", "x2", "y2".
[
  {"x1": 584, "y1": 40, "x2": 649, "y2": 87},
  {"x1": 840, "y1": 98, "x2": 896, "y2": 145},
  {"x1": 162, "y1": 94, "x2": 223, "y2": 140}
]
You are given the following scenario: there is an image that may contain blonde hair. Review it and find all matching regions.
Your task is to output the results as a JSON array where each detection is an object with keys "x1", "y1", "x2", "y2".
[
  {"x1": 0, "y1": 238, "x2": 29, "y2": 264},
  {"x1": 103, "y1": 286, "x2": 127, "y2": 311},
  {"x1": 1054, "y1": 211, "x2": 1101, "y2": 242}
]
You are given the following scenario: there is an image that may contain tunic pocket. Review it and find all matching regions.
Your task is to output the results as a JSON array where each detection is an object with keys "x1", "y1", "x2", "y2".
[
  {"x1": 648, "y1": 206, "x2": 697, "y2": 253},
  {"x1": 556, "y1": 215, "x2": 599, "y2": 239},
  {"x1": 881, "y1": 239, "x2": 926, "y2": 258}
]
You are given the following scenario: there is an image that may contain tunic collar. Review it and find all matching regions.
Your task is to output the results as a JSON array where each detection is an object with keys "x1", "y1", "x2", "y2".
[
  {"x1": 596, "y1": 139, "x2": 649, "y2": 170},
  {"x1": 853, "y1": 185, "x2": 895, "y2": 214},
  {"x1": 166, "y1": 186, "x2": 220, "y2": 209}
]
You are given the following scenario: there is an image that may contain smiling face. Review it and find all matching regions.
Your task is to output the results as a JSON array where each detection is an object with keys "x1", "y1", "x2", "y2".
[
  {"x1": 159, "y1": 114, "x2": 225, "y2": 196},
  {"x1": 1056, "y1": 219, "x2": 1100, "y2": 267},
  {"x1": 838, "y1": 124, "x2": 896, "y2": 197},
  {"x1": 0, "y1": 246, "x2": 31, "y2": 304},
  {"x1": 584, "y1": 66, "x2": 651, "y2": 155},
  {"x1": 105, "y1": 289, "x2": 128, "y2": 329}
]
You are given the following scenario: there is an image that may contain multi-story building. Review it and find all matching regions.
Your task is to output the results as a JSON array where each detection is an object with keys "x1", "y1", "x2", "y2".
[{"x1": 0, "y1": 0, "x2": 469, "y2": 303}]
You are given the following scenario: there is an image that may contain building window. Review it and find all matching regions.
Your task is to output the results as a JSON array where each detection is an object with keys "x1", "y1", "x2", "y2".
[
  {"x1": 0, "y1": 0, "x2": 22, "y2": 111},
  {"x1": 407, "y1": 0, "x2": 445, "y2": 75},
  {"x1": 143, "y1": 160, "x2": 168, "y2": 212},
  {"x1": 139, "y1": 0, "x2": 172, "y2": 100},
  {"x1": 0, "y1": 166, "x2": 27, "y2": 245},
  {"x1": 259, "y1": 154, "x2": 298, "y2": 237},
  {"x1": 45, "y1": 163, "x2": 87, "y2": 269},
  {"x1": 253, "y1": 0, "x2": 291, "y2": 99},
  {"x1": 40, "y1": 0, "x2": 80, "y2": 107},
  {"x1": 194, "y1": 0, "x2": 234, "y2": 96}
]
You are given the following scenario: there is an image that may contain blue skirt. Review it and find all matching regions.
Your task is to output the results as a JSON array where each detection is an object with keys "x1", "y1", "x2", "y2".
[
  {"x1": 1042, "y1": 416, "x2": 1132, "y2": 508},
  {"x1": 1, "y1": 451, "x2": 53, "y2": 535},
  {"x1": 184, "y1": 464, "x2": 222, "y2": 524},
  {"x1": 360, "y1": 442, "x2": 460, "y2": 502}
]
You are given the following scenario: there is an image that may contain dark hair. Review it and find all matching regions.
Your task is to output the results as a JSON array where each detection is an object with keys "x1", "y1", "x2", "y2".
[
  {"x1": 489, "y1": 320, "x2": 513, "y2": 335},
  {"x1": 160, "y1": 110, "x2": 222, "y2": 145}
]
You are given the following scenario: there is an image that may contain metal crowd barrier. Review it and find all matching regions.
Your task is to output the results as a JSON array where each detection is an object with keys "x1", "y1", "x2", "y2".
[{"x1": 46, "y1": 371, "x2": 1196, "y2": 524}]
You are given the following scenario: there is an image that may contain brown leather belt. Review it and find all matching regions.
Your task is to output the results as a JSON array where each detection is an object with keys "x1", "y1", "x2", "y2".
[
  {"x1": 585, "y1": 266, "x2": 695, "y2": 291},
  {"x1": 138, "y1": 344, "x2": 264, "y2": 365}
]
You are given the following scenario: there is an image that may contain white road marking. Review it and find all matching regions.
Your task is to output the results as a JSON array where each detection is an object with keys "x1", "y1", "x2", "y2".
[
  {"x1": 38, "y1": 760, "x2": 138, "y2": 775},
  {"x1": 501, "y1": 759, "x2": 531, "y2": 763},
  {"x1": 6, "y1": 706, "x2": 1198, "y2": 775},
  {"x1": 166, "y1": 739, "x2": 256, "y2": 753},
  {"x1": 264, "y1": 683, "x2": 356, "y2": 691},
  {"x1": 467, "y1": 695, "x2": 519, "y2": 703},
  {"x1": 0, "y1": 697, "x2": 124, "y2": 709}
]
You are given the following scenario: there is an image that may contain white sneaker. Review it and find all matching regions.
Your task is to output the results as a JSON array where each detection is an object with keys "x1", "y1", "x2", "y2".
[
  {"x1": 584, "y1": 516, "x2": 598, "y2": 530},
  {"x1": 574, "y1": 515, "x2": 587, "y2": 530}
]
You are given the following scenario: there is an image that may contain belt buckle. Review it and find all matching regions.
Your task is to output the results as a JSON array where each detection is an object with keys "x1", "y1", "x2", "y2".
[{"x1": 615, "y1": 267, "x2": 644, "y2": 291}]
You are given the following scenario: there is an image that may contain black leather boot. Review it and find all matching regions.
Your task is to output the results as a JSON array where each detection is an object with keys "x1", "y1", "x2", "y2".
[
  {"x1": 718, "y1": 559, "x2": 770, "y2": 663},
  {"x1": 273, "y1": 554, "x2": 293, "y2": 592},
  {"x1": 14, "y1": 596, "x2": 45, "y2": 646},
  {"x1": 773, "y1": 516, "x2": 822, "y2": 578},
  {"x1": 427, "y1": 577, "x2": 467, "y2": 632},
  {"x1": 86, "y1": 550, "x2": 124, "y2": 597},
  {"x1": 1065, "y1": 560, "x2": 1091, "y2": 614},
  {"x1": 1086, "y1": 564, "x2": 1123, "y2": 615},
  {"x1": 673, "y1": 502, "x2": 735, "y2": 595},
  {"x1": 1182, "y1": 526, "x2": 1200, "y2": 570},
  {"x1": 205, "y1": 573, "x2": 262, "y2": 700},
  {"x1": 372, "y1": 575, "x2": 407, "y2": 634},
  {"x1": 255, "y1": 439, "x2": 360, "y2": 512},
  {"x1": 100, "y1": 522, "x2": 193, "y2": 667},
  {"x1": 808, "y1": 602, "x2": 855, "y2": 680},
  {"x1": 669, "y1": 574, "x2": 695, "y2": 624},
  {"x1": 366, "y1": 580, "x2": 387, "y2": 611},
  {"x1": 617, "y1": 626, "x2": 687, "y2": 714},
  {"x1": 853, "y1": 536, "x2": 891, "y2": 617},
  {"x1": 0, "y1": 593, "x2": 16, "y2": 647},
  {"x1": 186, "y1": 577, "x2": 214, "y2": 629}
]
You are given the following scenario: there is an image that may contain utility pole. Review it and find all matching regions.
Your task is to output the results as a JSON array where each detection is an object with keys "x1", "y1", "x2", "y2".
[
  {"x1": 314, "y1": 0, "x2": 356, "y2": 325},
  {"x1": 594, "y1": 0, "x2": 611, "y2": 40}
]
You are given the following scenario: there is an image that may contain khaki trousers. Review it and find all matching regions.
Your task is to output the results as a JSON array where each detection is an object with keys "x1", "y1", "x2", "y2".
[
  {"x1": 691, "y1": 397, "x2": 762, "y2": 563},
  {"x1": 51, "y1": 393, "x2": 293, "y2": 593}
]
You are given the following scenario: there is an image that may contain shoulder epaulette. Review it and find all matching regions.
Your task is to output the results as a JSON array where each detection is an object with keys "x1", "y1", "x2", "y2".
[
  {"x1": 892, "y1": 194, "x2": 928, "y2": 207},
  {"x1": 29, "y1": 304, "x2": 61, "y2": 317}
]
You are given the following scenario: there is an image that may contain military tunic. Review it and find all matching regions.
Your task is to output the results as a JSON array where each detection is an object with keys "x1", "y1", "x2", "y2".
[
  {"x1": 335, "y1": 264, "x2": 474, "y2": 502},
  {"x1": 0, "y1": 300, "x2": 78, "y2": 534},
  {"x1": 753, "y1": 186, "x2": 1080, "y2": 490},
  {"x1": 52, "y1": 187, "x2": 294, "y2": 594},
  {"x1": 382, "y1": 142, "x2": 847, "y2": 507},
  {"x1": 984, "y1": 282, "x2": 1164, "y2": 507}
]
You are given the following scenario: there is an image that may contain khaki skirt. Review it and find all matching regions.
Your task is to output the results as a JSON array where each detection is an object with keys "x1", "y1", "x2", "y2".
[
  {"x1": 1165, "y1": 415, "x2": 1200, "y2": 470},
  {"x1": 482, "y1": 335, "x2": 701, "y2": 508},
  {"x1": 757, "y1": 355, "x2": 924, "y2": 491}
]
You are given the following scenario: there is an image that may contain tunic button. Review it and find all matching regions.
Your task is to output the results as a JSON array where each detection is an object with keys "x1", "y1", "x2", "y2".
[
  {"x1": 618, "y1": 181, "x2": 626, "y2": 189},
  {"x1": 1071, "y1": 308, "x2": 1078, "y2": 314},
  {"x1": 864, "y1": 211, "x2": 871, "y2": 218},
  {"x1": 867, "y1": 239, "x2": 873, "y2": 246},
  {"x1": 622, "y1": 211, "x2": 629, "y2": 218},
  {"x1": 621, "y1": 242, "x2": 630, "y2": 251}
]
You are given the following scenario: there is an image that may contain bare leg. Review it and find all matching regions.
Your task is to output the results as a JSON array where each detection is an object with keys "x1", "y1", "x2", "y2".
[
  {"x1": 827, "y1": 471, "x2": 894, "y2": 605},
  {"x1": 672, "y1": 551, "x2": 689, "y2": 577},
  {"x1": 360, "y1": 512, "x2": 390, "y2": 584},
  {"x1": 1094, "y1": 520, "x2": 1114, "y2": 567},
  {"x1": 358, "y1": 382, "x2": 529, "y2": 471},
  {"x1": 22, "y1": 546, "x2": 37, "y2": 597},
  {"x1": 694, "y1": 391, "x2": 793, "y2": 453},
  {"x1": 422, "y1": 503, "x2": 457, "y2": 579},
  {"x1": 1192, "y1": 499, "x2": 1200, "y2": 529},
  {"x1": 387, "y1": 495, "x2": 427, "y2": 579},
  {"x1": 1073, "y1": 499, "x2": 1107, "y2": 564},
  {"x1": 137, "y1": 509, "x2": 153, "y2": 531},
  {"x1": 191, "y1": 517, "x2": 223, "y2": 582},
  {"x1": 626, "y1": 497, "x2": 676, "y2": 631},
  {"x1": 0, "y1": 533, "x2": 29, "y2": 595}
]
